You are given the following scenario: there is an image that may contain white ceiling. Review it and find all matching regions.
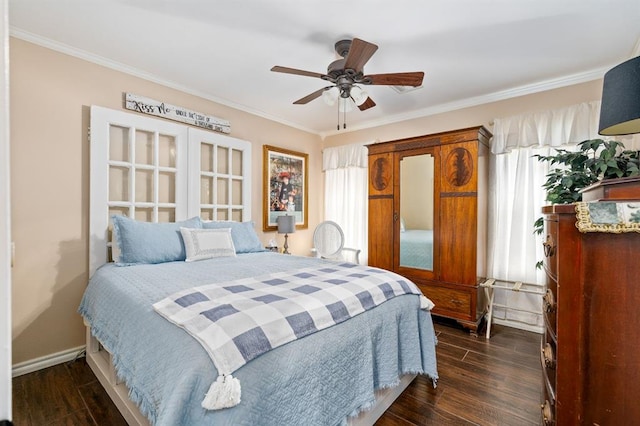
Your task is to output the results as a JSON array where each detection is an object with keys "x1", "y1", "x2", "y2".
[{"x1": 9, "y1": 0, "x2": 640, "y2": 136}]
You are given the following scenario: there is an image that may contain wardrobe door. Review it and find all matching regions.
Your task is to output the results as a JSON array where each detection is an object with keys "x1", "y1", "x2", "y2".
[
  {"x1": 440, "y1": 195, "x2": 477, "y2": 285},
  {"x1": 368, "y1": 152, "x2": 394, "y2": 270},
  {"x1": 439, "y1": 141, "x2": 478, "y2": 285},
  {"x1": 396, "y1": 147, "x2": 438, "y2": 280}
]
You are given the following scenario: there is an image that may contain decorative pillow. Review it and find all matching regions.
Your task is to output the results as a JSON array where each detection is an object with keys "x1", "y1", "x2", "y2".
[
  {"x1": 400, "y1": 217, "x2": 406, "y2": 232},
  {"x1": 180, "y1": 227, "x2": 236, "y2": 262},
  {"x1": 201, "y1": 221, "x2": 265, "y2": 253},
  {"x1": 111, "y1": 215, "x2": 202, "y2": 266},
  {"x1": 109, "y1": 224, "x2": 121, "y2": 263}
]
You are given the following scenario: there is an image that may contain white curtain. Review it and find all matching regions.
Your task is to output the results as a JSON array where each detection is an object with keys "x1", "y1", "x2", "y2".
[
  {"x1": 323, "y1": 143, "x2": 369, "y2": 264},
  {"x1": 488, "y1": 101, "x2": 622, "y2": 330},
  {"x1": 491, "y1": 101, "x2": 602, "y2": 154},
  {"x1": 488, "y1": 145, "x2": 550, "y2": 329}
]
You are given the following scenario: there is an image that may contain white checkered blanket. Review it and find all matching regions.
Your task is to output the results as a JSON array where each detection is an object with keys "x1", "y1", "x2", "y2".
[{"x1": 153, "y1": 262, "x2": 433, "y2": 409}]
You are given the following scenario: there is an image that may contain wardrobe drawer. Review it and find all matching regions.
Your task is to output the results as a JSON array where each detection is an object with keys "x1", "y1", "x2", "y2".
[{"x1": 421, "y1": 284, "x2": 471, "y2": 316}]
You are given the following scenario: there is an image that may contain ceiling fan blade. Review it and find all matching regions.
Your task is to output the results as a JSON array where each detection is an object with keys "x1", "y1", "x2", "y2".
[
  {"x1": 358, "y1": 97, "x2": 376, "y2": 111},
  {"x1": 271, "y1": 66, "x2": 325, "y2": 79},
  {"x1": 343, "y1": 38, "x2": 378, "y2": 73},
  {"x1": 293, "y1": 87, "x2": 327, "y2": 104},
  {"x1": 365, "y1": 72, "x2": 424, "y2": 87}
]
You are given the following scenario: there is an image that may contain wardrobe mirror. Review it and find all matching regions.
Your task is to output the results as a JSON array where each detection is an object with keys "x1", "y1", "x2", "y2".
[{"x1": 399, "y1": 153, "x2": 435, "y2": 271}]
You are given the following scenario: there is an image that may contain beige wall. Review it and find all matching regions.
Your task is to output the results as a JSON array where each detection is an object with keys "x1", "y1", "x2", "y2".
[
  {"x1": 10, "y1": 35, "x2": 604, "y2": 366},
  {"x1": 10, "y1": 38, "x2": 322, "y2": 364}
]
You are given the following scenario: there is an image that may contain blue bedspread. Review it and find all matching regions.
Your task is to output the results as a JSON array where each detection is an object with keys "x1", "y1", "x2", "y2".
[
  {"x1": 400, "y1": 229, "x2": 434, "y2": 270},
  {"x1": 79, "y1": 253, "x2": 438, "y2": 426}
]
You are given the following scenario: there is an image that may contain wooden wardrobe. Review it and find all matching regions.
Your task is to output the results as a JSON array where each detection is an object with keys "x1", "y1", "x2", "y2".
[{"x1": 367, "y1": 126, "x2": 491, "y2": 332}]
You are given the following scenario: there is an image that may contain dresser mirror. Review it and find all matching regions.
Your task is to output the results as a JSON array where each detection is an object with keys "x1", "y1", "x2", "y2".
[{"x1": 399, "y1": 153, "x2": 435, "y2": 271}]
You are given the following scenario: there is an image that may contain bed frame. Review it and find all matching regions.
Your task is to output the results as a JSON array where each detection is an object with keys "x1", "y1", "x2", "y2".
[{"x1": 86, "y1": 105, "x2": 415, "y2": 425}]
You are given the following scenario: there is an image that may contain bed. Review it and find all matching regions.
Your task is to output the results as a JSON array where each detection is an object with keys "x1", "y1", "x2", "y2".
[
  {"x1": 80, "y1": 249, "x2": 438, "y2": 425},
  {"x1": 83, "y1": 105, "x2": 438, "y2": 425},
  {"x1": 399, "y1": 229, "x2": 434, "y2": 270}
]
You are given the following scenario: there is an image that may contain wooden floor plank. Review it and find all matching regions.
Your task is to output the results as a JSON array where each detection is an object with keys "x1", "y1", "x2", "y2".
[
  {"x1": 435, "y1": 360, "x2": 541, "y2": 421},
  {"x1": 47, "y1": 409, "x2": 97, "y2": 426},
  {"x1": 78, "y1": 380, "x2": 129, "y2": 426},
  {"x1": 13, "y1": 364, "x2": 88, "y2": 425},
  {"x1": 384, "y1": 391, "x2": 477, "y2": 425}
]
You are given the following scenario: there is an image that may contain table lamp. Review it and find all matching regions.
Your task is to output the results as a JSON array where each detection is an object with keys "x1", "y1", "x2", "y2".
[{"x1": 277, "y1": 214, "x2": 295, "y2": 255}]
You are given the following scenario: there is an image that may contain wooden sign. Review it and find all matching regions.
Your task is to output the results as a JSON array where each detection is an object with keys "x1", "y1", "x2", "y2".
[{"x1": 124, "y1": 93, "x2": 231, "y2": 134}]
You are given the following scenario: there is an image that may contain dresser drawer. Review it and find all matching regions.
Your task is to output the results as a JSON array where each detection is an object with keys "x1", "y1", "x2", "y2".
[
  {"x1": 543, "y1": 276, "x2": 557, "y2": 337},
  {"x1": 543, "y1": 216, "x2": 558, "y2": 281},
  {"x1": 541, "y1": 395, "x2": 555, "y2": 426},
  {"x1": 541, "y1": 329, "x2": 557, "y2": 396}
]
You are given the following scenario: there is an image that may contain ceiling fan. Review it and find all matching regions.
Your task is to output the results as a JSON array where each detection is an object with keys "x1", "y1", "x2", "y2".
[{"x1": 270, "y1": 37, "x2": 424, "y2": 112}]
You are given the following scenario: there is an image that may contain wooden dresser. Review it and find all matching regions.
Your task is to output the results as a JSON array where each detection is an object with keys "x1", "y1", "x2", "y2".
[{"x1": 541, "y1": 198, "x2": 640, "y2": 424}]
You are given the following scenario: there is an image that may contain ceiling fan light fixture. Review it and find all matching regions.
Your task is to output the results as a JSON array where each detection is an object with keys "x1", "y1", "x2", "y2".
[
  {"x1": 322, "y1": 86, "x2": 339, "y2": 106},
  {"x1": 350, "y1": 85, "x2": 368, "y2": 106}
]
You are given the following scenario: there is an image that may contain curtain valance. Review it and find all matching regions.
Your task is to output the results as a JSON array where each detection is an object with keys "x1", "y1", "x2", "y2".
[
  {"x1": 491, "y1": 101, "x2": 602, "y2": 154},
  {"x1": 322, "y1": 143, "x2": 369, "y2": 171}
]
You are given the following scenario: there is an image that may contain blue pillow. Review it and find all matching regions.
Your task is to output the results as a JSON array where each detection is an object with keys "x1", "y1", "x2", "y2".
[
  {"x1": 201, "y1": 221, "x2": 265, "y2": 253},
  {"x1": 111, "y1": 215, "x2": 202, "y2": 265}
]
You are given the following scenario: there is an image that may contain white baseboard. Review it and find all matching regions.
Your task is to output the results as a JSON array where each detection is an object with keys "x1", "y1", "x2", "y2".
[
  {"x1": 12, "y1": 345, "x2": 86, "y2": 377},
  {"x1": 492, "y1": 318, "x2": 543, "y2": 334}
]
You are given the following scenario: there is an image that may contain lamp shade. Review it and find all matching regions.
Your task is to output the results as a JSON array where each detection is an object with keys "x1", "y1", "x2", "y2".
[
  {"x1": 322, "y1": 87, "x2": 339, "y2": 106},
  {"x1": 277, "y1": 215, "x2": 295, "y2": 234},
  {"x1": 599, "y1": 55, "x2": 640, "y2": 136},
  {"x1": 350, "y1": 85, "x2": 368, "y2": 106}
]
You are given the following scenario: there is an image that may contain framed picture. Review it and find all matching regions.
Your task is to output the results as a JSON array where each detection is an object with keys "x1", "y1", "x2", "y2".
[{"x1": 263, "y1": 145, "x2": 308, "y2": 231}]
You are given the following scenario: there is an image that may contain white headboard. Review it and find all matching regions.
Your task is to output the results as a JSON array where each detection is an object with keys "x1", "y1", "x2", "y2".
[{"x1": 89, "y1": 105, "x2": 252, "y2": 276}]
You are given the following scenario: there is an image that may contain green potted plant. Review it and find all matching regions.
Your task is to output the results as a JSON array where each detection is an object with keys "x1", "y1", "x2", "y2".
[{"x1": 532, "y1": 139, "x2": 640, "y2": 265}]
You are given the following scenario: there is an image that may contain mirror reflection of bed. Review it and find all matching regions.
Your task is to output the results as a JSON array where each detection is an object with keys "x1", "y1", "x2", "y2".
[
  {"x1": 399, "y1": 227, "x2": 433, "y2": 270},
  {"x1": 399, "y1": 153, "x2": 434, "y2": 270}
]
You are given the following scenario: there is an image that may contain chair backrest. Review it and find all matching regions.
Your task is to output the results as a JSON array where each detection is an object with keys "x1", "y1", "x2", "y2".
[
  {"x1": 313, "y1": 221, "x2": 344, "y2": 258},
  {"x1": 313, "y1": 221, "x2": 361, "y2": 264}
]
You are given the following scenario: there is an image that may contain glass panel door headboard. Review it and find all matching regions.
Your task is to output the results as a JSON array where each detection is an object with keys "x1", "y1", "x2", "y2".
[{"x1": 89, "y1": 106, "x2": 251, "y2": 276}]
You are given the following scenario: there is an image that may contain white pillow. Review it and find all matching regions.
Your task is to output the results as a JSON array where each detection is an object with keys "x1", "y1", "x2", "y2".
[
  {"x1": 109, "y1": 224, "x2": 121, "y2": 262},
  {"x1": 180, "y1": 227, "x2": 237, "y2": 262}
]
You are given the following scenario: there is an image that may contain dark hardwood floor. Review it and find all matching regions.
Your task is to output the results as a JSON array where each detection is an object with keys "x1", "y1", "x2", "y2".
[
  {"x1": 377, "y1": 320, "x2": 542, "y2": 425},
  {"x1": 12, "y1": 320, "x2": 542, "y2": 425}
]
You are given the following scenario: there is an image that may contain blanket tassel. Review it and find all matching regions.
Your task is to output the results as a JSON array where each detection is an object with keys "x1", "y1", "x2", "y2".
[
  {"x1": 202, "y1": 374, "x2": 241, "y2": 410},
  {"x1": 420, "y1": 295, "x2": 435, "y2": 311}
]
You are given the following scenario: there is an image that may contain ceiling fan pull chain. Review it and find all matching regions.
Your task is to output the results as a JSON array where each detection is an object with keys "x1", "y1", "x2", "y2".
[{"x1": 343, "y1": 107, "x2": 347, "y2": 129}]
